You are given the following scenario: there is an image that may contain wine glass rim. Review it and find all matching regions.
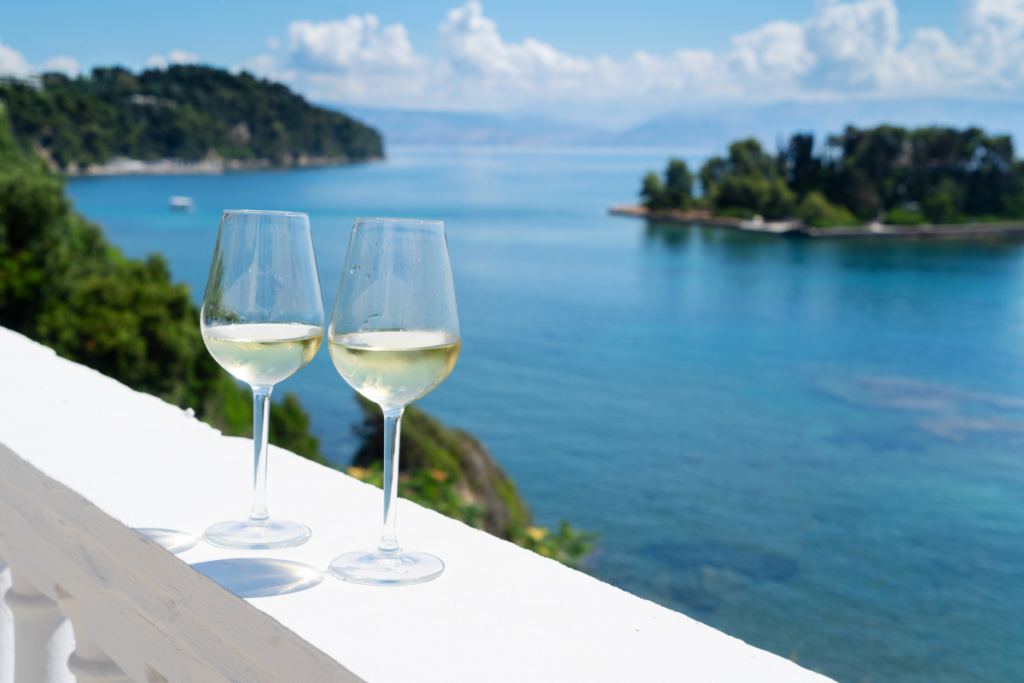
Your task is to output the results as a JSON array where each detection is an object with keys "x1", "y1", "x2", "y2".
[
  {"x1": 354, "y1": 217, "x2": 444, "y2": 225},
  {"x1": 223, "y1": 209, "x2": 309, "y2": 217}
]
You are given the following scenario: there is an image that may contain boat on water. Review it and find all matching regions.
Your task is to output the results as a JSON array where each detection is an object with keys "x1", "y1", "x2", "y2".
[{"x1": 169, "y1": 196, "x2": 194, "y2": 211}]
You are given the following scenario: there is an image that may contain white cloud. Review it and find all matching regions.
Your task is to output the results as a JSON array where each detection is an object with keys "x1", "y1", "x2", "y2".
[
  {"x1": 244, "y1": 13, "x2": 429, "y2": 102},
  {"x1": 288, "y1": 15, "x2": 420, "y2": 72},
  {"x1": 438, "y1": 2, "x2": 590, "y2": 83},
  {"x1": 168, "y1": 49, "x2": 199, "y2": 65},
  {"x1": 727, "y1": 21, "x2": 814, "y2": 99},
  {"x1": 146, "y1": 50, "x2": 200, "y2": 71},
  {"x1": 41, "y1": 55, "x2": 81, "y2": 78},
  {"x1": 0, "y1": 39, "x2": 33, "y2": 78},
  {"x1": 804, "y1": 0, "x2": 900, "y2": 88},
  {"x1": 961, "y1": 0, "x2": 1024, "y2": 86},
  {"x1": 0, "y1": 41, "x2": 78, "y2": 80},
  {"x1": 241, "y1": 0, "x2": 1024, "y2": 110}
]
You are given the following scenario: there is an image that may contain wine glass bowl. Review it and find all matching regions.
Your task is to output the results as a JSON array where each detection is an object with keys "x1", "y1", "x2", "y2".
[
  {"x1": 328, "y1": 218, "x2": 460, "y2": 586},
  {"x1": 203, "y1": 322, "x2": 323, "y2": 387},
  {"x1": 328, "y1": 329, "x2": 461, "y2": 409},
  {"x1": 200, "y1": 210, "x2": 326, "y2": 550}
]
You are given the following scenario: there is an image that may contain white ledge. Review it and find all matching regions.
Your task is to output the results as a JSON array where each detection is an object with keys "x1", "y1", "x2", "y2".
[{"x1": 0, "y1": 326, "x2": 833, "y2": 682}]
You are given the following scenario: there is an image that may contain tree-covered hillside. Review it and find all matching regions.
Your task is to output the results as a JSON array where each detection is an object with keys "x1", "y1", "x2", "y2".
[
  {"x1": 0, "y1": 66, "x2": 383, "y2": 170},
  {"x1": 641, "y1": 125, "x2": 1024, "y2": 226},
  {"x1": 0, "y1": 104, "x2": 323, "y2": 458}
]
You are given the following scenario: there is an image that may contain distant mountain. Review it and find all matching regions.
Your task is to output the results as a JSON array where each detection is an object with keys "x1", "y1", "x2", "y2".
[
  {"x1": 0, "y1": 65, "x2": 383, "y2": 170},
  {"x1": 340, "y1": 106, "x2": 613, "y2": 146},
  {"x1": 614, "y1": 100, "x2": 1024, "y2": 150},
  {"x1": 332, "y1": 100, "x2": 1024, "y2": 155}
]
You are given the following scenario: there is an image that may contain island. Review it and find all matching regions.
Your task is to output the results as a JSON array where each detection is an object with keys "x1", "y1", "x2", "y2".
[
  {"x1": 616, "y1": 125, "x2": 1024, "y2": 238},
  {"x1": 0, "y1": 65, "x2": 383, "y2": 174}
]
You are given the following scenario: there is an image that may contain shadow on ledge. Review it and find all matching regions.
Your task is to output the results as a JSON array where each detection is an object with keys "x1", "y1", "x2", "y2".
[
  {"x1": 135, "y1": 528, "x2": 200, "y2": 555},
  {"x1": 191, "y1": 558, "x2": 326, "y2": 598}
]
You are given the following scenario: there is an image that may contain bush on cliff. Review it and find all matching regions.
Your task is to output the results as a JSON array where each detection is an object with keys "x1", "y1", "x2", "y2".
[{"x1": 348, "y1": 395, "x2": 595, "y2": 568}]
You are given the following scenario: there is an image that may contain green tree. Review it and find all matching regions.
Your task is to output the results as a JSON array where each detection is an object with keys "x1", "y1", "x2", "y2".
[
  {"x1": 640, "y1": 159, "x2": 695, "y2": 211},
  {"x1": 922, "y1": 177, "x2": 963, "y2": 224},
  {"x1": 645, "y1": 126, "x2": 1024, "y2": 224},
  {"x1": 1, "y1": 65, "x2": 383, "y2": 169},
  {"x1": 699, "y1": 139, "x2": 796, "y2": 219},
  {"x1": 640, "y1": 171, "x2": 668, "y2": 210},
  {"x1": 780, "y1": 133, "x2": 820, "y2": 196},
  {"x1": 821, "y1": 125, "x2": 905, "y2": 218},
  {"x1": 817, "y1": 125, "x2": 1022, "y2": 220},
  {"x1": 0, "y1": 104, "x2": 322, "y2": 459},
  {"x1": 664, "y1": 158, "x2": 695, "y2": 209}
]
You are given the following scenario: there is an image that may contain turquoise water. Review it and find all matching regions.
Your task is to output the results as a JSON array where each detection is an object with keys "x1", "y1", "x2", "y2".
[{"x1": 66, "y1": 147, "x2": 1024, "y2": 682}]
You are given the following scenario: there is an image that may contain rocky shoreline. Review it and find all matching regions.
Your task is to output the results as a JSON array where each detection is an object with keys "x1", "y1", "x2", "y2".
[
  {"x1": 610, "y1": 204, "x2": 1024, "y2": 240},
  {"x1": 57, "y1": 153, "x2": 382, "y2": 177}
]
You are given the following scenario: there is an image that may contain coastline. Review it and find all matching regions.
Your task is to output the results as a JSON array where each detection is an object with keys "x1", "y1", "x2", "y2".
[
  {"x1": 56, "y1": 154, "x2": 383, "y2": 177},
  {"x1": 610, "y1": 204, "x2": 1024, "y2": 240}
]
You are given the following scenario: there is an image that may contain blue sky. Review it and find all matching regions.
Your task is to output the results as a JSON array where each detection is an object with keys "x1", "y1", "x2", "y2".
[
  {"x1": 3, "y1": 0, "x2": 1021, "y2": 128},
  {"x1": 5, "y1": 0, "x2": 961, "y2": 67}
]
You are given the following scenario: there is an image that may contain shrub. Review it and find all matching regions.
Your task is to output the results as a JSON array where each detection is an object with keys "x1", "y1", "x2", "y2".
[
  {"x1": 886, "y1": 207, "x2": 926, "y2": 225},
  {"x1": 796, "y1": 191, "x2": 858, "y2": 228}
]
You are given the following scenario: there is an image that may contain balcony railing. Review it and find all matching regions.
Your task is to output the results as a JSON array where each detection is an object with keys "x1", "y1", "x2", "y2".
[{"x1": 0, "y1": 326, "x2": 833, "y2": 682}]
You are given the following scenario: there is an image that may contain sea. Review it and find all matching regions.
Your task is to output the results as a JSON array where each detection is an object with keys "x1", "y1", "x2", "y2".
[{"x1": 66, "y1": 146, "x2": 1024, "y2": 683}]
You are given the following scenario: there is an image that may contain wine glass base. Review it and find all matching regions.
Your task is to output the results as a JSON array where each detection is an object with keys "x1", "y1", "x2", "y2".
[
  {"x1": 203, "y1": 520, "x2": 312, "y2": 550},
  {"x1": 329, "y1": 549, "x2": 444, "y2": 587}
]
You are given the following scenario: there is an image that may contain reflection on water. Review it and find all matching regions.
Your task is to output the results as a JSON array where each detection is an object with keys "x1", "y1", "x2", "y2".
[
  {"x1": 644, "y1": 220, "x2": 698, "y2": 248},
  {"x1": 135, "y1": 528, "x2": 199, "y2": 554},
  {"x1": 644, "y1": 219, "x2": 781, "y2": 254},
  {"x1": 191, "y1": 558, "x2": 325, "y2": 598}
]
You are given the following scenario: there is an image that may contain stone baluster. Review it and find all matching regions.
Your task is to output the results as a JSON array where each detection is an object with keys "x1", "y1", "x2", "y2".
[
  {"x1": 54, "y1": 593, "x2": 132, "y2": 683},
  {"x1": 0, "y1": 556, "x2": 13, "y2": 683},
  {"x1": 4, "y1": 567, "x2": 75, "y2": 683}
]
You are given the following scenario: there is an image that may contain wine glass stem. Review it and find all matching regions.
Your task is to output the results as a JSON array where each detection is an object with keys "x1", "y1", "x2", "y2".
[
  {"x1": 248, "y1": 386, "x2": 273, "y2": 526},
  {"x1": 378, "y1": 407, "x2": 405, "y2": 555}
]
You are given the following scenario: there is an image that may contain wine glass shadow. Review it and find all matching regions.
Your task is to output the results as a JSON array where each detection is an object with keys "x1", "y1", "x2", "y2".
[
  {"x1": 134, "y1": 528, "x2": 200, "y2": 555},
  {"x1": 190, "y1": 558, "x2": 325, "y2": 598}
]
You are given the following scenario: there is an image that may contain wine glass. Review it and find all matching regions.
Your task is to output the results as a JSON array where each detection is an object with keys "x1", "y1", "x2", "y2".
[
  {"x1": 328, "y1": 218, "x2": 461, "y2": 586},
  {"x1": 200, "y1": 210, "x2": 325, "y2": 550}
]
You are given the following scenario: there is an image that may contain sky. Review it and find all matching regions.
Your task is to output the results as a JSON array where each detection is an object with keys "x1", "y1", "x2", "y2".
[{"x1": 3, "y1": 0, "x2": 1023, "y2": 128}]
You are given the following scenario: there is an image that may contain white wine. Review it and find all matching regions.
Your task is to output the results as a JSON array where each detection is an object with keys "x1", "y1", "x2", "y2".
[
  {"x1": 203, "y1": 322, "x2": 324, "y2": 386},
  {"x1": 329, "y1": 329, "x2": 461, "y2": 407}
]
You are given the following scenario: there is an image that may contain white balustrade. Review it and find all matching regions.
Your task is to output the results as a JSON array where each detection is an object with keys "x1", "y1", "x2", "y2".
[
  {"x1": 0, "y1": 556, "x2": 14, "y2": 683},
  {"x1": 3, "y1": 567, "x2": 74, "y2": 683},
  {"x1": 0, "y1": 326, "x2": 835, "y2": 683},
  {"x1": 55, "y1": 594, "x2": 131, "y2": 683}
]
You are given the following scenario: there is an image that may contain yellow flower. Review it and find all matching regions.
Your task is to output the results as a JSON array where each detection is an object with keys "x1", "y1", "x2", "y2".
[
  {"x1": 526, "y1": 526, "x2": 548, "y2": 542},
  {"x1": 347, "y1": 466, "x2": 370, "y2": 480}
]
